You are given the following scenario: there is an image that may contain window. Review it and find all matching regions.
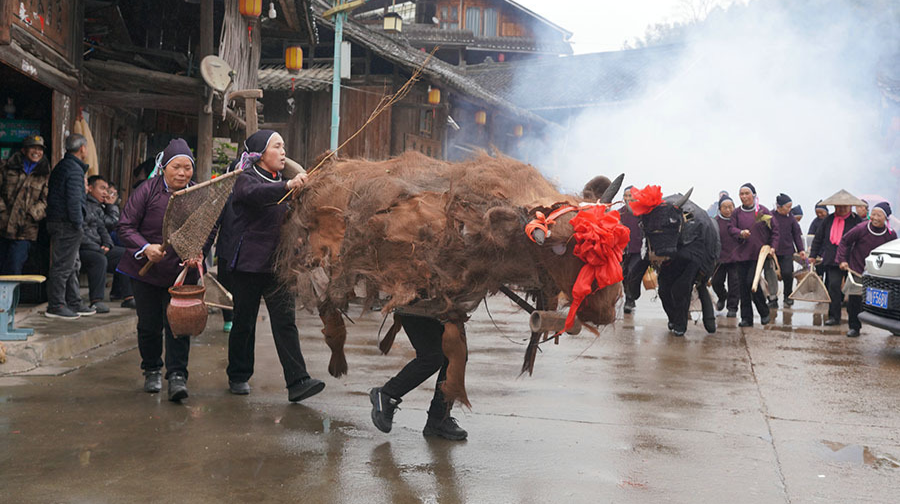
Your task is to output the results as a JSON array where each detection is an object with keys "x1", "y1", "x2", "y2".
[
  {"x1": 484, "y1": 8, "x2": 497, "y2": 37},
  {"x1": 465, "y1": 7, "x2": 481, "y2": 35},
  {"x1": 419, "y1": 109, "x2": 434, "y2": 135}
]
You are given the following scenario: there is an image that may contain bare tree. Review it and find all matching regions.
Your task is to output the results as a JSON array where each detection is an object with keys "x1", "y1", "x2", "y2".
[{"x1": 678, "y1": 0, "x2": 718, "y2": 23}]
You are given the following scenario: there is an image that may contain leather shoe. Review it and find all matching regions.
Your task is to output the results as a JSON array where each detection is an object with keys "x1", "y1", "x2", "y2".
[
  {"x1": 846, "y1": 328, "x2": 860, "y2": 338},
  {"x1": 767, "y1": 299, "x2": 778, "y2": 309},
  {"x1": 824, "y1": 318, "x2": 840, "y2": 326},
  {"x1": 760, "y1": 315, "x2": 771, "y2": 325},
  {"x1": 623, "y1": 300, "x2": 635, "y2": 314},
  {"x1": 288, "y1": 377, "x2": 325, "y2": 402},
  {"x1": 143, "y1": 370, "x2": 162, "y2": 393},
  {"x1": 716, "y1": 298, "x2": 726, "y2": 311},
  {"x1": 423, "y1": 416, "x2": 468, "y2": 441},
  {"x1": 784, "y1": 298, "x2": 794, "y2": 306},
  {"x1": 167, "y1": 373, "x2": 188, "y2": 402},
  {"x1": 726, "y1": 310, "x2": 737, "y2": 318},
  {"x1": 738, "y1": 320, "x2": 753, "y2": 327},
  {"x1": 229, "y1": 381, "x2": 250, "y2": 395}
]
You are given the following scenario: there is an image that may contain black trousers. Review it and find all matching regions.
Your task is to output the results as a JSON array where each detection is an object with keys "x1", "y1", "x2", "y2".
[
  {"x1": 622, "y1": 253, "x2": 649, "y2": 302},
  {"x1": 777, "y1": 254, "x2": 796, "y2": 302},
  {"x1": 737, "y1": 260, "x2": 770, "y2": 323},
  {"x1": 80, "y1": 246, "x2": 132, "y2": 302},
  {"x1": 218, "y1": 264, "x2": 234, "y2": 323},
  {"x1": 227, "y1": 271, "x2": 309, "y2": 388},
  {"x1": 47, "y1": 221, "x2": 83, "y2": 310},
  {"x1": 382, "y1": 315, "x2": 452, "y2": 419},
  {"x1": 710, "y1": 262, "x2": 739, "y2": 311},
  {"x1": 657, "y1": 258, "x2": 702, "y2": 332},
  {"x1": 823, "y1": 265, "x2": 845, "y2": 321},
  {"x1": 132, "y1": 278, "x2": 190, "y2": 379},
  {"x1": 847, "y1": 294, "x2": 862, "y2": 330}
]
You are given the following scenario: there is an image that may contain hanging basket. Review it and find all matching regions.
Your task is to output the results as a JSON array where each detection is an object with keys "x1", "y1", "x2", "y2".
[{"x1": 167, "y1": 284, "x2": 208, "y2": 337}]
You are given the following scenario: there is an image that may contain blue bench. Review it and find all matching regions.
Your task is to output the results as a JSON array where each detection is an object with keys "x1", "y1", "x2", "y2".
[{"x1": 0, "y1": 275, "x2": 46, "y2": 341}]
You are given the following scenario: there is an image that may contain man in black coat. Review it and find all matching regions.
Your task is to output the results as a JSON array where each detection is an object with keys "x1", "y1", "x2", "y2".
[
  {"x1": 80, "y1": 175, "x2": 133, "y2": 313},
  {"x1": 45, "y1": 134, "x2": 95, "y2": 319},
  {"x1": 809, "y1": 191, "x2": 864, "y2": 325}
]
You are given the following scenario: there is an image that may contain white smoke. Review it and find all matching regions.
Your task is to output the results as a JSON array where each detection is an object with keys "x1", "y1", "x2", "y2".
[{"x1": 529, "y1": 0, "x2": 898, "y2": 218}]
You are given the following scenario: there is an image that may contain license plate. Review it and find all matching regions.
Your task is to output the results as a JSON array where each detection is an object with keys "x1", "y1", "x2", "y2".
[{"x1": 865, "y1": 287, "x2": 889, "y2": 309}]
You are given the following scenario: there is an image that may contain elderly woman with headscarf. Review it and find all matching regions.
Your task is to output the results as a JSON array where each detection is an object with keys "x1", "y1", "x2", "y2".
[
  {"x1": 809, "y1": 190, "x2": 864, "y2": 326},
  {"x1": 728, "y1": 182, "x2": 778, "y2": 327},
  {"x1": 772, "y1": 193, "x2": 806, "y2": 306},
  {"x1": 837, "y1": 202, "x2": 896, "y2": 337},
  {"x1": 225, "y1": 129, "x2": 324, "y2": 402},
  {"x1": 117, "y1": 139, "x2": 205, "y2": 401}
]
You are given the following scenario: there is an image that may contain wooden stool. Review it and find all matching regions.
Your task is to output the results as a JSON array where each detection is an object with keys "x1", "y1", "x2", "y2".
[{"x1": 0, "y1": 275, "x2": 46, "y2": 341}]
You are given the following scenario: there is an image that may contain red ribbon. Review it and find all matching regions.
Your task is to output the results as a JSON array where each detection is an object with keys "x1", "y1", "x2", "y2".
[
  {"x1": 562, "y1": 204, "x2": 631, "y2": 332},
  {"x1": 628, "y1": 185, "x2": 663, "y2": 216}
]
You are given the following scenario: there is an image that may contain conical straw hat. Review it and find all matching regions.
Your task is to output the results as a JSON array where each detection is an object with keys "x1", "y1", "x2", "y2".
[{"x1": 820, "y1": 189, "x2": 865, "y2": 206}]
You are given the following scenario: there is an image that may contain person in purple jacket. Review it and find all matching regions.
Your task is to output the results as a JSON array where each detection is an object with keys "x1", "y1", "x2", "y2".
[
  {"x1": 837, "y1": 202, "x2": 897, "y2": 337},
  {"x1": 117, "y1": 139, "x2": 204, "y2": 401},
  {"x1": 711, "y1": 194, "x2": 739, "y2": 317},
  {"x1": 621, "y1": 186, "x2": 649, "y2": 314},
  {"x1": 772, "y1": 193, "x2": 806, "y2": 307},
  {"x1": 226, "y1": 129, "x2": 325, "y2": 402},
  {"x1": 729, "y1": 183, "x2": 778, "y2": 327},
  {"x1": 810, "y1": 191, "x2": 864, "y2": 326}
]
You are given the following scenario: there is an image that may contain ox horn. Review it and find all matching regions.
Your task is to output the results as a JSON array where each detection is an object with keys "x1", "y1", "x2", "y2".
[
  {"x1": 674, "y1": 188, "x2": 694, "y2": 208},
  {"x1": 598, "y1": 173, "x2": 625, "y2": 204}
]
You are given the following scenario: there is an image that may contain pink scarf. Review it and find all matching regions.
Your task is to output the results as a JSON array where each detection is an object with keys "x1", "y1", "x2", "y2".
[{"x1": 830, "y1": 213, "x2": 848, "y2": 245}]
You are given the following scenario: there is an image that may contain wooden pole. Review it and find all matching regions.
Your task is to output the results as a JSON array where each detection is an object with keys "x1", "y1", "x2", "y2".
[
  {"x1": 196, "y1": 0, "x2": 214, "y2": 182},
  {"x1": 0, "y1": 0, "x2": 10, "y2": 46}
]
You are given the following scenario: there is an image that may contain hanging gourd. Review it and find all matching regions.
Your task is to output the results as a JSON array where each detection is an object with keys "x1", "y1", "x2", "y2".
[
  {"x1": 285, "y1": 46, "x2": 303, "y2": 92},
  {"x1": 239, "y1": 0, "x2": 263, "y2": 44}
]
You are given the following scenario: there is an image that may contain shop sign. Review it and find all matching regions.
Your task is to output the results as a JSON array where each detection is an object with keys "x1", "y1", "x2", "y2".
[
  {"x1": 0, "y1": 119, "x2": 41, "y2": 143},
  {"x1": 11, "y1": 0, "x2": 72, "y2": 56}
]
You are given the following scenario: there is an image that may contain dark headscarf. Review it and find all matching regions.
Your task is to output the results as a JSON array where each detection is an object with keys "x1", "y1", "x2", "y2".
[
  {"x1": 740, "y1": 182, "x2": 756, "y2": 195},
  {"x1": 790, "y1": 205, "x2": 803, "y2": 216},
  {"x1": 237, "y1": 129, "x2": 278, "y2": 171},
  {"x1": 776, "y1": 193, "x2": 791, "y2": 206}
]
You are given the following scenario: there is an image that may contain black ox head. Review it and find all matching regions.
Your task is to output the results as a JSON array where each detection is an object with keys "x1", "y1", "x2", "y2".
[{"x1": 639, "y1": 189, "x2": 693, "y2": 259}]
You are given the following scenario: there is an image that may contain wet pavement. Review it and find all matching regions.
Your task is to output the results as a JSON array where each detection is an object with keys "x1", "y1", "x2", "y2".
[{"x1": 2, "y1": 295, "x2": 900, "y2": 503}]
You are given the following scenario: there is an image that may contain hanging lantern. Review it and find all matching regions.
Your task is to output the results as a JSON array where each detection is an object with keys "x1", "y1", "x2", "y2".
[
  {"x1": 427, "y1": 87, "x2": 441, "y2": 105},
  {"x1": 383, "y1": 12, "x2": 403, "y2": 33},
  {"x1": 239, "y1": 0, "x2": 263, "y2": 17},
  {"x1": 475, "y1": 110, "x2": 487, "y2": 125},
  {"x1": 513, "y1": 124, "x2": 524, "y2": 137},
  {"x1": 285, "y1": 46, "x2": 303, "y2": 92}
]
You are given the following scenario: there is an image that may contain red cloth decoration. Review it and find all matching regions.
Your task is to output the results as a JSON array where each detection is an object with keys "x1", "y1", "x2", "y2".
[
  {"x1": 629, "y1": 185, "x2": 663, "y2": 216},
  {"x1": 562, "y1": 204, "x2": 631, "y2": 332}
]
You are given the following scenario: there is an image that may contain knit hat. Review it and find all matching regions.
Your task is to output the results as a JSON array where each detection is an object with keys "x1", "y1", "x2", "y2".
[
  {"x1": 740, "y1": 183, "x2": 756, "y2": 195},
  {"x1": 718, "y1": 194, "x2": 733, "y2": 208},
  {"x1": 872, "y1": 202, "x2": 892, "y2": 218},
  {"x1": 790, "y1": 205, "x2": 803, "y2": 216},
  {"x1": 237, "y1": 129, "x2": 279, "y2": 171},
  {"x1": 776, "y1": 193, "x2": 791, "y2": 206},
  {"x1": 150, "y1": 138, "x2": 194, "y2": 178}
]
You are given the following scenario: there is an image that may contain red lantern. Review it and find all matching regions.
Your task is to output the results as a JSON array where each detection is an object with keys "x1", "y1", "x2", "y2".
[
  {"x1": 239, "y1": 0, "x2": 263, "y2": 17},
  {"x1": 475, "y1": 110, "x2": 487, "y2": 125},
  {"x1": 427, "y1": 87, "x2": 441, "y2": 105}
]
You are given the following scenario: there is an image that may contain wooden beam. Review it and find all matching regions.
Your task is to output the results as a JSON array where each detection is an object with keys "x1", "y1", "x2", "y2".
[
  {"x1": 0, "y1": 0, "x2": 11, "y2": 45},
  {"x1": 0, "y1": 41, "x2": 78, "y2": 94},
  {"x1": 227, "y1": 89, "x2": 264, "y2": 100},
  {"x1": 83, "y1": 91, "x2": 200, "y2": 113},
  {"x1": 322, "y1": 0, "x2": 369, "y2": 18},
  {"x1": 83, "y1": 59, "x2": 203, "y2": 95},
  {"x1": 277, "y1": 0, "x2": 300, "y2": 31},
  {"x1": 196, "y1": 0, "x2": 214, "y2": 182}
]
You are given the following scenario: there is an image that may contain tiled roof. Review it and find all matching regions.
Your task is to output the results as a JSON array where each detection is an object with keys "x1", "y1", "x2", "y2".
[
  {"x1": 258, "y1": 65, "x2": 333, "y2": 91},
  {"x1": 397, "y1": 24, "x2": 573, "y2": 55}
]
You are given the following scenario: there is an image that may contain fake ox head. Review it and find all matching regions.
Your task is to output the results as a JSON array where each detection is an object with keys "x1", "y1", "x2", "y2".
[{"x1": 639, "y1": 189, "x2": 693, "y2": 259}]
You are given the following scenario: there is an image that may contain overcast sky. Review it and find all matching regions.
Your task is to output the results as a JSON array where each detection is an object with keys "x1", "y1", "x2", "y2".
[{"x1": 514, "y1": 0, "x2": 735, "y2": 53}]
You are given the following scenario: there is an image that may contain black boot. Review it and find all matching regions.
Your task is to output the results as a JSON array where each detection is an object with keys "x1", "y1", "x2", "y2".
[
  {"x1": 369, "y1": 387, "x2": 401, "y2": 433},
  {"x1": 623, "y1": 299, "x2": 635, "y2": 314},
  {"x1": 167, "y1": 373, "x2": 188, "y2": 402},
  {"x1": 423, "y1": 415, "x2": 468, "y2": 441},
  {"x1": 288, "y1": 377, "x2": 325, "y2": 402}
]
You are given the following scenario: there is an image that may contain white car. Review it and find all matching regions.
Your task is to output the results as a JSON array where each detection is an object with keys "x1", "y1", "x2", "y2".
[{"x1": 861, "y1": 238, "x2": 900, "y2": 335}]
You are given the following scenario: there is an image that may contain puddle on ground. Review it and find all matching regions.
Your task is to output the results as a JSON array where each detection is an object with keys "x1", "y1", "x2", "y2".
[{"x1": 818, "y1": 440, "x2": 900, "y2": 469}]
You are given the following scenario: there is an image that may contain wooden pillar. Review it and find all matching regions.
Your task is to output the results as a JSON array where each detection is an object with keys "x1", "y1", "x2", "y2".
[
  {"x1": 1, "y1": 0, "x2": 12, "y2": 45},
  {"x1": 196, "y1": 0, "x2": 214, "y2": 182}
]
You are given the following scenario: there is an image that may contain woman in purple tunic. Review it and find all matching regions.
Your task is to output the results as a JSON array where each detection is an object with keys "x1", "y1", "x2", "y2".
[
  {"x1": 728, "y1": 183, "x2": 778, "y2": 327},
  {"x1": 772, "y1": 193, "x2": 806, "y2": 306},
  {"x1": 837, "y1": 202, "x2": 896, "y2": 337},
  {"x1": 117, "y1": 139, "x2": 203, "y2": 401},
  {"x1": 711, "y1": 194, "x2": 739, "y2": 317}
]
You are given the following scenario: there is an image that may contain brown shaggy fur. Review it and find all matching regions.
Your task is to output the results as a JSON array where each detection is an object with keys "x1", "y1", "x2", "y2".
[{"x1": 277, "y1": 151, "x2": 621, "y2": 405}]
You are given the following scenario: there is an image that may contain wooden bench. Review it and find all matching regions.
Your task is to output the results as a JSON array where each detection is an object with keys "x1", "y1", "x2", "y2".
[{"x1": 0, "y1": 275, "x2": 46, "y2": 341}]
